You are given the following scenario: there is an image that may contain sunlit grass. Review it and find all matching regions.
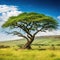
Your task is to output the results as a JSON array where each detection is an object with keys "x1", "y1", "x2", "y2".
[
  {"x1": 0, "y1": 48, "x2": 60, "y2": 60},
  {"x1": 0, "y1": 37, "x2": 60, "y2": 60}
]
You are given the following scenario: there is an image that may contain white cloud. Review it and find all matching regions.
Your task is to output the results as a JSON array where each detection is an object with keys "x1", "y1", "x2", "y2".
[
  {"x1": 0, "y1": 5, "x2": 23, "y2": 41},
  {"x1": 0, "y1": 5, "x2": 22, "y2": 26},
  {"x1": 36, "y1": 30, "x2": 60, "y2": 36},
  {"x1": 0, "y1": 33, "x2": 23, "y2": 41},
  {"x1": 0, "y1": 5, "x2": 17, "y2": 13},
  {"x1": 57, "y1": 16, "x2": 60, "y2": 20},
  {"x1": 0, "y1": 30, "x2": 60, "y2": 41}
]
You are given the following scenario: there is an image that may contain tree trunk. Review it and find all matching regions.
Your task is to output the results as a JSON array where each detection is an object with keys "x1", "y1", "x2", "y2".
[{"x1": 22, "y1": 37, "x2": 34, "y2": 49}]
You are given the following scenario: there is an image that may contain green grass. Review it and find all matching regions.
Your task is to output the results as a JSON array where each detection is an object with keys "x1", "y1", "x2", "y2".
[
  {"x1": 0, "y1": 36, "x2": 60, "y2": 60},
  {"x1": 0, "y1": 36, "x2": 60, "y2": 49},
  {"x1": 0, "y1": 36, "x2": 60, "y2": 46},
  {"x1": 0, "y1": 48, "x2": 60, "y2": 60}
]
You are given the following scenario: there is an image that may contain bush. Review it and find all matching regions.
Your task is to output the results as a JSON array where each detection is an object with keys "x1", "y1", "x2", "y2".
[
  {"x1": 56, "y1": 44, "x2": 60, "y2": 46},
  {"x1": 50, "y1": 44, "x2": 55, "y2": 50},
  {"x1": 0, "y1": 45, "x2": 10, "y2": 48},
  {"x1": 50, "y1": 53, "x2": 56, "y2": 57},
  {"x1": 54, "y1": 58, "x2": 60, "y2": 60}
]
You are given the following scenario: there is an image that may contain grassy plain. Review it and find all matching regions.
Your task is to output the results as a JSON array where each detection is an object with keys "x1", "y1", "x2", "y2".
[
  {"x1": 0, "y1": 36, "x2": 60, "y2": 60},
  {"x1": 0, "y1": 49, "x2": 60, "y2": 60}
]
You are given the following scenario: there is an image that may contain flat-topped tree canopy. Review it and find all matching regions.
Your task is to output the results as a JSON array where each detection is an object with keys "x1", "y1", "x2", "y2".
[
  {"x1": 2, "y1": 12, "x2": 58, "y2": 30},
  {"x1": 2, "y1": 12, "x2": 58, "y2": 49}
]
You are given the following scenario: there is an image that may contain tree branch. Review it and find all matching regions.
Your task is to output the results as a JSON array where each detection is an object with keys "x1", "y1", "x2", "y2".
[
  {"x1": 17, "y1": 24, "x2": 33, "y2": 37},
  {"x1": 6, "y1": 31, "x2": 29, "y2": 42},
  {"x1": 33, "y1": 25, "x2": 45, "y2": 36},
  {"x1": 13, "y1": 31, "x2": 30, "y2": 41},
  {"x1": 33, "y1": 29, "x2": 42, "y2": 36},
  {"x1": 27, "y1": 34, "x2": 32, "y2": 40}
]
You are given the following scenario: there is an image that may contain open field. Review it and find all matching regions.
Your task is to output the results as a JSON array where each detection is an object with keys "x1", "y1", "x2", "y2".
[
  {"x1": 0, "y1": 49, "x2": 60, "y2": 60},
  {"x1": 0, "y1": 35, "x2": 60, "y2": 49},
  {"x1": 0, "y1": 35, "x2": 60, "y2": 60}
]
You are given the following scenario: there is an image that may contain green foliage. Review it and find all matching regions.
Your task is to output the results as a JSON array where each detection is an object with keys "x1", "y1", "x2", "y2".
[{"x1": 2, "y1": 12, "x2": 58, "y2": 31}]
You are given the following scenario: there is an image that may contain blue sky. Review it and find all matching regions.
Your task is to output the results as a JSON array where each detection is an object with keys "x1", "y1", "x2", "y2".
[
  {"x1": 0, "y1": 0, "x2": 60, "y2": 17},
  {"x1": 0, "y1": 0, "x2": 60, "y2": 41},
  {"x1": 0, "y1": 0, "x2": 60, "y2": 24}
]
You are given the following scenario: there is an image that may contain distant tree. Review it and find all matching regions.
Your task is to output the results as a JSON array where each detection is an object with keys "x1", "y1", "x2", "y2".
[{"x1": 2, "y1": 12, "x2": 58, "y2": 49}]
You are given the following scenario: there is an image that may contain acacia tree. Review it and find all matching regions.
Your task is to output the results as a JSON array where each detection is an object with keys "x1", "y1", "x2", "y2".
[{"x1": 2, "y1": 12, "x2": 58, "y2": 49}]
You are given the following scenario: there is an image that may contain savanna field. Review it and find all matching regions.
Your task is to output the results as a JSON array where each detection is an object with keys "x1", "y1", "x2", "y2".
[{"x1": 0, "y1": 36, "x2": 60, "y2": 60}]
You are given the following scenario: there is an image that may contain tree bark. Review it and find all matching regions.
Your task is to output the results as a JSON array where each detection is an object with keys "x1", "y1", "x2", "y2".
[{"x1": 22, "y1": 37, "x2": 34, "y2": 49}]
